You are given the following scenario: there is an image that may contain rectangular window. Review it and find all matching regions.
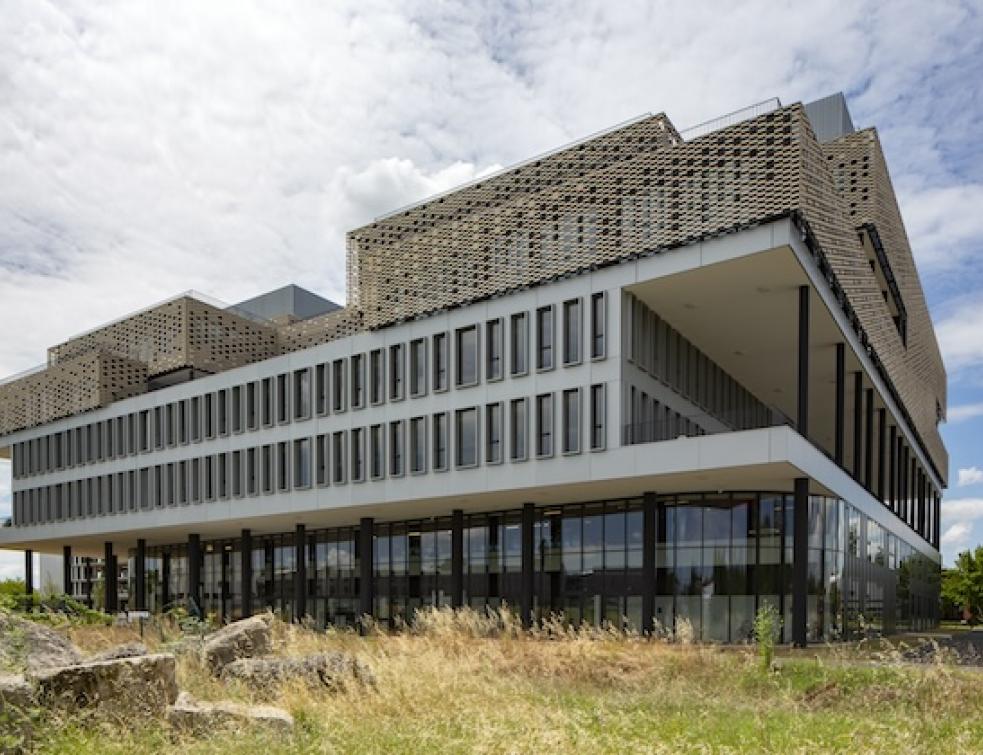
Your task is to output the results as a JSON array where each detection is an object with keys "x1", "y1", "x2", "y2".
[
  {"x1": 562, "y1": 388, "x2": 581, "y2": 454},
  {"x1": 332, "y1": 359, "x2": 347, "y2": 412},
  {"x1": 277, "y1": 441, "x2": 289, "y2": 491},
  {"x1": 370, "y1": 349, "x2": 384, "y2": 405},
  {"x1": 455, "y1": 325, "x2": 479, "y2": 387},
  {"x1": 486, "y1": 318, "x2": 503, "y2": 381},
  {"x1": 191, "y1": 458, "x2": 201, "y2": 502},
  {"x1": 178, "y1": 461, "x2": 188, "y2": 504},
  {"x1": 455, "y1": 408, "x2": 478, "y2": 468},
  {"x1": 261, "y1": 446, "x2": 273, "y2": 494},
  {"x1": 389, "y1": 344, "x2": 405, "y2": 401},
  {"x1": 294, "y1": 438, "x2": 311, "y2": 488},
  {"x1": 315, "y1": 364, "x2": 328, "y2": 416},
  {"x1": 590, "y1": 384, "x2": 606, "y2": 451},
  {"x1": 510, "y1": 398, "x2": 528, "y2": 461},
  {"x1": 332, "y1": 432, "x2": 347, "y2": 484},
  {"x1": 486, "y1": 403, "x2": 502, "y2": 464},
  {"x1": 316, "y1": 435, "x2": 328, "y2": 486},
  {"x1": 231, "y1": 386, "x2": 243, "y2": 433},
  {"x1": 217, "y1": 390, "x2": 228, "y2": 436},
  {"x1": 351, "y1": 354, "x2": 365, "y2": 408},
  {"x1": 261, "y1": 377, "x2": 274, "y2": 426},
  {"x1": 389, "y1": 421, "x2": 405, "y2": 477},
  {"x1": 246, "y1": 382, "x2": 258, "y2": 429},
  {"x1": 205, "y1": 456, "x2": 215, "y2": 501},
  {"x1": 433, "y1": 332, "x2": 449, "y2": 391},
  {"x1": 409, "y1": 338, "x2": 427, "y2": 397},
  {"x1": 276, "y1": 374, "x2": 289, "y2": 424},
  {"x1": 563, "y1": 298, "x2": 582, "y2": 365},
  {"x1": 154, "y1": 407, "x2": 164, "y2": 449},
  {"x1": 536, "y1": 305, "x2": 554, "y2": 370},
  {"x1": 510, "y1": 312, "x2": 528, "y2": 375},
  {"x1": 294, "y1": 369, "x2": 311, "y2": 419},
  {"x1": 177, "y1": 402, "x2": 187, "y2": 445},
  {"x1": 204, "y1": 394, "x2": 214, "y2": 439},
  {"x1": 246, "y1": 449, "x2": 257, "y2": 495},
  {"x1": 410, "y1": 417, "x2": 426, "y2": 474},
  {"x1": 433, "y1": 413, "x2": 449, "y2": 471},
  {"x1": 591, "y1": 292, "x2": 606, "y2": 359},
  {"x1": 370, "y1": 424, "x2": 384, "y2": 479},
  {"x1": 536, "y1": 393, "x2": 554, "y2": 457},
  {"x1": 232, "y1": 451, "x2": 242, "y2": 497},
  {"x1": 218, "y1": 453, "x2": 229, "y2": 498},
  {"x1": 351, "y1": 428, "x2": 365, "y2": 482}
]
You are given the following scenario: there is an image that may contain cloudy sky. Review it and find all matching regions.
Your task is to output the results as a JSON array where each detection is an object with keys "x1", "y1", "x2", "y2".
[{"x1": 1, "y1": 0, "x2": 982, "y2": 579}]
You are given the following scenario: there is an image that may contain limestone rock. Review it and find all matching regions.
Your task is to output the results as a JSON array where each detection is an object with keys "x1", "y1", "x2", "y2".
[
  {"x1": 89, "y1": 642, "x2": 149, "y2": 663},
  {"x1": 0, "y1": 674, "x2": 36, "y2": 747},
  {"x1": 0, "y1": 673, "x2": 34, "y2": 711},
  {"x1": 33, "y1": 653, "x2": 178, "y2": 719},
  {"x1": 202, "y1": 614, "x2": 274, "y2": 673},
  {"x1": 220, "y1": 652, "x2": 375, "y2": 696},
  {"x1": 167, "y1": 691, "x2": 293, "y2": 735},
  {"x1": 0, "y1": 612, "x2": 83, "y2": 673}
]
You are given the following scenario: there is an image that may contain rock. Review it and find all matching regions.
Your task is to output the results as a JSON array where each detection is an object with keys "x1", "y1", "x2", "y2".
[
  {"x1": 0, "y1": 612, "x2": 84, "y2": 673},
  {"x1": 167, "y1": 691, "x2": 293, "y2": 735},
  {"x1": 89, "y1": 642, "x2": 149, "y2": 663},
  {"x1": 33, "y1": 653, "x2": 178, "y2": 719},
  {"x1": 220, "y1": 652, "x2": 375, "y2": 697},
  {"x1": 0, "y1": 673, "x2": 34, "y2": 711},
  {"x1": 0, "y1": 674, "x2": 36, "y2": 746},
  {"x1": 202, "y1": 614, "x2": 274, "y2": 673}
]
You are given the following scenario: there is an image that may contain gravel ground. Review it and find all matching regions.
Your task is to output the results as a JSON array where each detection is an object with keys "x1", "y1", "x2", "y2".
[{"x1": 899, "y1": 631, "x2": 983, "y2": 666}]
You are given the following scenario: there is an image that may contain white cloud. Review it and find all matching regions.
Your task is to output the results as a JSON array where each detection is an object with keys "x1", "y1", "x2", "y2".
[
  {"x1": 899, "y1": 184, "x2": 983, "y2": 271},
  {"x1": 936, "y1": 298, "x2": 983, "y2": 374},
  {"x1": 941, "y1": 521, "x2": 972, "y2": 549},
  {"x1": 958, "y1": 467, "x2": 983, "y2": 487},
  {"x1": 948, "y1": 402, "x2": 983, "y2": 423},
  {"x1": 942, "y1": 498, "x2": 983, "y2": 523}
]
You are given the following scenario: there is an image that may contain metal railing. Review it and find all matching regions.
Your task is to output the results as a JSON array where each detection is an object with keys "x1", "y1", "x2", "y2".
[
  {"x1": 678, "y1": 97, "x2": 782, "y2": 141},
  {"x1": 622, "y1": 406, "x2": 792, "y2": 446}
]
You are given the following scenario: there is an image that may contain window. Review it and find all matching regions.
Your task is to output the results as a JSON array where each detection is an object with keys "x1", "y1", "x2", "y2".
[
  {"x1": 246, "y1": 448, "x2": 257, "y2": 495},
  {"x1": 294, "y1": 369, "x2": 311, "y2": 419},
  {"x1": 205, "y1": 456, "x2": 215, "y2": 500},
  {"x1": 590, "y1": 292, "x2": 606, "y2": 359},
  {"x1": 455, "y1": 408, "x2": 478, "y2": 467},
  {"x1": 563, "y1": 299, "x2": 582, "y2": 365},
  {"x1": 332, "y1": 432, "x2": 347, "y2": 484},
  {"x1": 562, "y1": 388, "x2": 581, "y2": 454},
  {"x1": 332, "y1": 359, "x2": 347, "y2": 412},
  {"x1": 276, "y1": 375, "x2": 288, "y2": 423},
  {"x1": 536, "y1": 393, "x2": 554, "y2": 457},
  {"x1": 191, "y1": 458, "x2": 202, "y2": 502},
  {"x1": 261, "y1": 446, "x2": 273, "y2": 494},
  {"x1": 389, "y1": 344, "x2": 405, "y2": 401},
  {"x1": 455, "y1": 325, "x2": 479, "y2": 387},
  {"x1": 389, "y1": 421, "x2": 405, "y2": 477},
  {"x1": 510, "y1": 312, "x2": 528, "y2": 375},
  {"x1": 433, "y1": 332, "x2": 449, "y2": 391},
  {"x1": 217, "y1": 390, "x2": 229, "y2": 435},
  {"x1": 433, "y1": 413, "x2": 449, "y2": 471},
  {"x1": 351, "y1": 354, "x2": 365, "y2": 408},
  {"x1": 246, "y1": 383, "x2": 258, "y2": 429},
  {"x1": 231, "y1": 387, "x2": 243, "y2": 433},
  {"x1": 315, "y1": 364, "x2": 328, "y2": 415},
  {"x1": 536, "y1": 305, "x2": 554, "y2": 370},
  {"x1": 261, "y1": 378, "x2": 274, "y2": 426},
  {"x1": 486, "y1": 403, "x2": 503, "y2": 464},
  {"x1": 218, "y1": 453, "x2": 229, "y2": 498},
  {"x1": 410, "y1": 417, "x2": 426, "y2": 474},
  {"x1": 510, "y1": 398, "x2": 528, "y2": 461},
  {"x1": 294, "y1": 438, "x2": 312, "y2": 488},
  {"x1": 486, "y1": 318, "x2": 503, "y2": 381},
  {"x1": 177, "y1": 402, "x2": 188, "y2": 444},
  {"x1": 232, "y1": 451, "x2": 242, "y2": 497},
  {"x1": 410, "y1": 338, "x2": 427, "y2": 397},
  {"x1": 277, "y1": 442, "x2": 289, "y2": 491},
  {"x1": 370, "y1": 424, "x2": 384, "y2": 479},
  {"x1": 351, "y1": 428, "x2": 365, "y2": 481},
  {"x1": 316, "y1": 434, "x2": 328, "y2": 486},
  {"x1": 590, "y1": 384, "x2": 606, "y2": 451},
  {"x1": 154, "y1": 407, "x2": 164, "y2": 448},
  {"x1": 370, "y1": 349, "x2": 384, "y2": 405}
]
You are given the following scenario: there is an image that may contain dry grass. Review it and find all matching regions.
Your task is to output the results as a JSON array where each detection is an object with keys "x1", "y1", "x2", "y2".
[{"x1": 27, "y1": 608, "x2": 983, "y2": 754}]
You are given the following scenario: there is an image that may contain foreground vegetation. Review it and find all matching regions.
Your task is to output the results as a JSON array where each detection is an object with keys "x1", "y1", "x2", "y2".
[{"x1": 8, "y1": 608, "x2": 982, "y2": 754}]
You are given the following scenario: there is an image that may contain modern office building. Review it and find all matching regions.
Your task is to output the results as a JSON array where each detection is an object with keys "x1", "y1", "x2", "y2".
[{"x1": 0, "y1": 93, "x2": 945, "y2": 644}]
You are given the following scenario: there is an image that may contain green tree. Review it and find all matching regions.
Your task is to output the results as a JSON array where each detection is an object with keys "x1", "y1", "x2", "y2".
[{"x1": 941, "y1": 546, "x2": 983, "y2": 624}]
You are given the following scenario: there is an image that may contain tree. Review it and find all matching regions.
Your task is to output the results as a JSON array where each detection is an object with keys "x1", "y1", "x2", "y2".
[{"x1": 942, "y1": 546, "x2": 983, "y2": 624}]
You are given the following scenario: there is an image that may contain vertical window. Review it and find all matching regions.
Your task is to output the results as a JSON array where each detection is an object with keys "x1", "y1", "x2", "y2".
[
  {"x1": 562, "y1": 388, "x2": 581, "y2": 454},
  {"x1": 204, "y1": 394, "x2": 214, "y2": 439},
  {"x1": 590, "y1": 384, "x2": 606, "y2": 451},
  {"x1": 410, "y1": 417, "x2": 426, "y2": 474},
  {"x1": 276, "y1": 375, "x2": 289, "y2": 423},
  {"x1": 191, "y1": 458, "x2": 201, "y2": 502},
  {"x1": 562, "y1": 298, "x2": 582, "y2": 365},
  {"x1": 232, "y1": 387, "x2": 243, "y2": 433},
  {"x1": 261, "y1": 377, "x2": 274, "y2": 426},
  {"x1": 455, "y1": 325, "x2": 479, "y2": 387},
  {"x1": 277, "y1": 441, "x2": 289, "y2": 491},
  {"x1": 536, "y1": 393, "x2": 554, "y2": 457},
  {"x1": 486, "y1": 318, "x2": 503, "y2": 381},
  {"x1": 433, "y1": 413, "x2": 449, "y2": 471},
  {"x1": 261, "y1": 446, "x2": 273, "y2": 493},
  {"x1": 294, "y1": 438, "x2": 312, "y2": 488},
  {"x1": 246, "y1": 382, "x2": 258, "y2": 429},
  {"x1": 332, "y1": 432, "x2": 347, "y2": 484},
  {"x1": 177, "y1": 402, "x2": 187, "y2": 444},
  {"x1": 389, "y1": 344, "x2": 405, "y2": 401},
  {"x1": 510, "y1": 398, "x2": 528, "y2": 461},
  {"x1": 205, "y1": 457, "x2": 215, "y2": 500},
  {"x1": 315, "y1": 364, "x2": 328, "y2": 416},
  {"x1": 536, "y1": 305, "x2": 554, "y2": 370},
  {"x1": 178, "y1": 461, "x2": 188, "y2": 504},
  {"x1": 232, "y1": 451, "x2": 242, "y2": 497},
  {"x1": 351, "y1": 354, "x2": 365, "y2": 408},
  {"x1": 485, "y1": 403, "x2": 503, "y2": 464},
  {"x1": 370, "y1": 349, "x2": 384, "y2": 405},
  {"x1": 246, "y1": 449, "x2": 257, "y2": 495},
  {"x1": 332, "y1": 359, "x2": 347, "y2": 412},
  {"x1": 410, "y1": 338, "x2": 427, "y2": 397},
  {"x1": 316, "y1": 435, "x2": 328, "y2": 486},
  {"x1": 294, "y1": 369, "x2": 311, "y2": 419},
  {"x1": 389, "y1": 421, "x2": 405, "y2": 477},
  {"x1": 154, "y1": 407, "x2": 164, "y2": 448},
  {"x1": 351, "y1": 428, "x2": 365, "y2": 481},
  {"x1": 510, "y1": 312, "x2": 528, "y2": 375},
  {"x1": 218, "y1": 453, "x2": 229, "y2": 498},
  {"x1": 370, "y1": 424, "x2": 384, "y2": 479},
  {"x1": 217, "y1": 390, "x2": 229, "y2": 436},
  {"x1": 455, "y1": 408, "x2": 478, "y2": 468},
  {"x1": 433, "y1": 332, "x2": 449, "y2": 391}
]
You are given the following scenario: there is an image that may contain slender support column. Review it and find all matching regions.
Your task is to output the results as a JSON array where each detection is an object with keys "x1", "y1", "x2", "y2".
[
  {"x1": 864, "y1": 389, "x2": 874, "y2": 490},
  {"x1": 642, "y1": 492, "x2": 657, "y2": 635},
  {"x1": 797, "y1": 286, "x2": 810, "y2": 438},
  {"x1": 451, "y1": 509, "x2": 464, "y2": 609},
  {"x1": 84, "y1": 558, "x2": 93, "y2": 608},
  {"x1": 63, "y1": 545, "x2": 72, "y2": 597},
  {"x1": 24, "y1": 550, "x2": 33, "y2": 597},
  {"x1": 294, "y1": 523, "x2": 306, "y2": 622},
  {"x1": 161, "y1": 552, "x2": 171, "y2": 609},
  {"x1": 241, "y1": 529, "x2": 253, "y2": 618},
  {"x1": 520, "y1": 503, "x2": 535, "y2": 628},
  {"x1": 909, "y1": 457, "x2": 916, "y2": 528},
  {"x1": 104, "y1": 542, "x2": 115, "y2": 613},
  {"x1": 188, "y1": 534, "x2": 201, "y2": 617},
  {"x1": 834, "y1": 343, "x2": 845, "y2": 465},
  {"x1": 792, "y1": 478, "x2": 809, "y2": 648},
  {"x1": 135, "y1": 538, "x2": 146, "y2": 611},
  {"x1": 110, "y1": 555, "x2": 119, "y2": 612},
  {"x1": 877, "y1": 409, "x2": 886, "y2": 502},
  {"x1": 358, "y1": 517, "x2": 374, "y2": 627},
  {"x1": 852, "y1": 372, "x2": 863, "y2": 481},
  {"x1": 888, "y1": 427, "x2": 897, "y2": 514}
]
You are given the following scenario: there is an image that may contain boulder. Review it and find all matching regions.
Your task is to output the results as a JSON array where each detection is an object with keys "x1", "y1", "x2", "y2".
[
  {"x1": 202, "y1": 615, "x2": 274, "y2": 673},
  {"x1": 167, "y1": 691, "x2": 293, "y2": 735},
  {"x1": 0, "y1": 673, "x2": 34, "y2": 711},
  {"x1": 220, "y1": 652, "x2": 375, "y2": 696},
  {"x1": 33, "y1": 653, "x2": 178, "y2": 719},
  {"x1": 0, "y1": 674, "x2": 36, "y2": 745},
  {"x1": 0, "y1": 612, "x2": 83, "y2": 673},
  {"x1": 89, "y1": 642, "x2": 149, "y2": 663}
]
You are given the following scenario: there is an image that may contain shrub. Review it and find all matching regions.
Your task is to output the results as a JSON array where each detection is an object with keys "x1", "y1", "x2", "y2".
[{"x1": 753, "y1": 604, "x2": 782, "y2": 671}]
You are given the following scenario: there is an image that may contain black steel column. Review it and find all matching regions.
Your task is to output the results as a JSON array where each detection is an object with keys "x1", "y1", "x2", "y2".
[
  {"x1": 103, "y1": 542, "x2": 115, "y2": 613},
  {"x1": 888, "y1": 427, "x2": 897, "y2": 514},
  {"x1": 909, "y1": 457, "x2": 916, "y2": 528},
  {"x1": 62, "y1": 545, "x2": 72, "y2": 597},
  {"x1": 642, "y1": 492, "x2": 657, "y2": 635},
  {"x1": 161, "y1": 552, "x2": 171, "y2": 609},
  {"x1": 792, "y1": 477, "x2": 809, "y2": 648},
  {"x1": 358, "y1": 517, "x2": 374, "y2": 625},
  {"x1": 520, "y1": 503, "x2": 535, "y2": 628},
  {"x1": 852, "y1": 372, "x2": 863, "y2": 481},
  {"x1": 294, "y1": 523, "x2": 306, "y2": 622},
  {"x1": 24, "y1": 550, "x2": 33, "y2": 596},
  {"x1": 135, "y1": 538, "x2": 146, "y2": 611},
  {"x1": 241, "y1": 529, "x2": 253, "y2": 618},
  {"x1": 188, "y1": 533, "x2": 201, "y2": 617},
  {"x1": 84, "y1": 558, "x2": 93, "y2": 608},
  {"x1": 864, "y1": 389, "x2": 874, "y2": 490},
  {"x1": 797, "y1": 286, "x2": 810, "y2": 437},
  {"x1": 877, "y1": 409, "x2": 886, "y2": 502},
  {"x1": 451, "y1": 509, "x2": 464, "y2": 609},
  {"x1": 834, "y1": 343, "x2": 845, "y2": 465}
]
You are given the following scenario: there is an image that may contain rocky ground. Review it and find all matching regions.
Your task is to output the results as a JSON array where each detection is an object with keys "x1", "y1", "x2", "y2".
[{"x1": 899, "y1": 630, "x2": 983, "y2": 666}]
